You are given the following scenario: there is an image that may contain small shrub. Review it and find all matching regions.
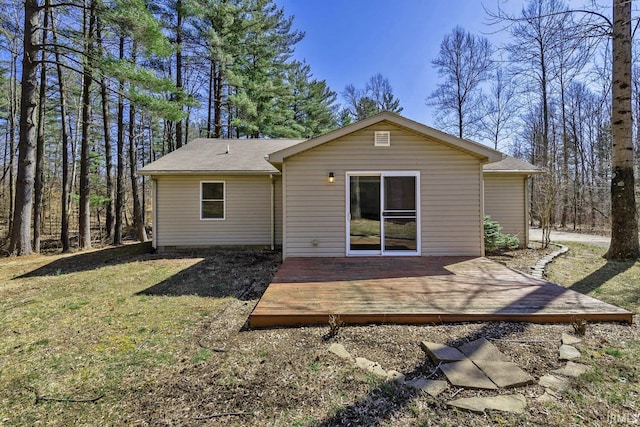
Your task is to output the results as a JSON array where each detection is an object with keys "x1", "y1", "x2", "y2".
[{"x1": 484, "y1": 215, "x2": 519, "y2": 252}]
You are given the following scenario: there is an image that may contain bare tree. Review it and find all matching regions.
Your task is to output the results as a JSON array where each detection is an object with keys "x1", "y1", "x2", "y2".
[
  {"x1": 479, "y1": 67, "x2": 518, "y2": 150},
  {"x1": 605, "y1": 0, "x2": 639, "y2": 259},
  {"x1": 428, "y1": 26, "x2": 493, "y2": 139},
  {"x1": 9, "y1": 0, "x2": 40, "y2": 256}
]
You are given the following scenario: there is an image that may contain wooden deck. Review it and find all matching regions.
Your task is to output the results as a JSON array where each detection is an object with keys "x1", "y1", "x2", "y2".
[{"x1": 249, "y1": 257, "x2": 633, "y2": 328}]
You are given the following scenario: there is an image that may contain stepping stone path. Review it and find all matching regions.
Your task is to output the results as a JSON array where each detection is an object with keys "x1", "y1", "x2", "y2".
[
  {"x1": 448, "y1": 394, "x2": 527, "y2": 414},
  {"x1": 439, "y1": 359, "x2": 497, "y2": 390},
  {"x1": 420, "y1": 341, "x2": 466, "y2": 362},
  {"x1": 404, "y1": 378, "x2": 449, "y2": 397},
  {"x1": 559, "y1": 344, "x2": 581, "y2": 361},
  {"x1": 327, "y1": 329, "x2": 591, "y2": 414},
  {"x1": 530, "y1": 243, "x2": 569, "y2": 279},
  {"x1": 422, "y1": 338, "x2": 532, "y2": 390},
  {"x1": 552, "y1": 361, "x2": 592, "y2": 378}
]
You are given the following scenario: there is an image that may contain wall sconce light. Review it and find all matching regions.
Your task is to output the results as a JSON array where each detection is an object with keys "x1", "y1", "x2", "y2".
[{"x1": 328, "y1": 172, "x2": 335, "y2": 183}]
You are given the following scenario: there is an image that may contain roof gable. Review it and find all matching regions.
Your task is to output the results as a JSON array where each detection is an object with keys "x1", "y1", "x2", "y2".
[{"x1": 267, "y1": 112, "x2": 503, "y2": 165}]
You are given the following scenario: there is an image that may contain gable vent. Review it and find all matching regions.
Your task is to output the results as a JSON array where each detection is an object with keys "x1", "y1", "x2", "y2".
[{"x1": 374, "y1": 131, "x2": 390, "y2": 147}]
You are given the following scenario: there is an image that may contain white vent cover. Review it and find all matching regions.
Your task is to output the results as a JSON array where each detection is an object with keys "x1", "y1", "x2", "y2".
[{"x1": 374, "y1": 131, "x2": 391, "y2": 146}]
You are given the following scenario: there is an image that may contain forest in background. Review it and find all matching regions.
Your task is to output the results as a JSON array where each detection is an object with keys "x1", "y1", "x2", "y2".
[{"x1": 0, "y1": 0, "x2": 638, "y2": 257}]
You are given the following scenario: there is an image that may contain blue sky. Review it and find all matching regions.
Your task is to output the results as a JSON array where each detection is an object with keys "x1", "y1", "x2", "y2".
[{"x1": 277, "y1": 0, "x2": 524, "y2": 126}]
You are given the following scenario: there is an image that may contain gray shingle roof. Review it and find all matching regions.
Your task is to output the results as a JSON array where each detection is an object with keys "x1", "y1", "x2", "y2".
[
  {"x1": 483, "y1": 155, "x2": 543, "y2": 173},
  {"x1": 139, "y1": 138, "x2": 305, "y2": 175}
]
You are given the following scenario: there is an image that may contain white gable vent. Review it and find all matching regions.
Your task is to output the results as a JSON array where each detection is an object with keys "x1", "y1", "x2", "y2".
[{"x1": 374, "y1": 131, "x2": 391, "y2": 147}]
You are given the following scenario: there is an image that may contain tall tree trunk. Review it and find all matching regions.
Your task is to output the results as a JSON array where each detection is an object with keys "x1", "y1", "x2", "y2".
[
  {"x1": 97, "y1": 20, "x2": 115, "y2": 241},
  {"x1": 9, "y1": 0, "x2": 40, "y2": 256},
  {"x1": 605, "y1": 0, "x2": 640, "y2": 259},
  {"x1": 114, "y1": 36, "x2": 125, "y2": 245},
  {"x1": 79, "y1": 0, "x2": 97, "y2": 249},
  {"x1": 33, "y1": 4, "x2": 49, "y2": 253},
  {"x1": 207, "y1": 59, "x2": 214, "y2": 137},
  {"x1": 51, "y1": 6, "x2": 71, "y2": 252},
  {"x1": 214, "y1": 66, "x2": 223, "y2": 138},
  {"x1": 128, "y1": 97, "x2": 148, "y2": 242},
  {"x1": 8, "y1": 53, "x2": 17, "y2": 234},
  {"x1": 175, "y1": 0, "x2": 183, "y2": 149}
]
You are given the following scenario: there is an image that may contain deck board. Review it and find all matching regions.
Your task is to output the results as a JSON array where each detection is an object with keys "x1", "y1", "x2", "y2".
[{"x1": 249, "y1": 257, "x2": 633, "y2": 327}]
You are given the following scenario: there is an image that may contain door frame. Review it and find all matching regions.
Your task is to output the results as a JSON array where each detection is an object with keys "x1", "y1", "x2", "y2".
[{"x1": 345, "y1": 171, "x2": 421, "y2": 256}]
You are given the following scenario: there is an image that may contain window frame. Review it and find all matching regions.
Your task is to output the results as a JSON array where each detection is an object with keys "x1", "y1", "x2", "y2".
[{"x1": 200, "y1": 181, "x2": 226, "y2": 220}]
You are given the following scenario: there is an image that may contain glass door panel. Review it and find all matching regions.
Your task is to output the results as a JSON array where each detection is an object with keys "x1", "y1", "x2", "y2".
[
  {"x1": 349, "y1": 176, "x2": 381, "y2": 251},
  {"x1": 382, "y1": 176, "x2": 417, "y2": 252}
]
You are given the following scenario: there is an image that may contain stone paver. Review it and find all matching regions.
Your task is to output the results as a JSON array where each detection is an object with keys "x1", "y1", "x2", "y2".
[
  {"x1": 404, "y1": 378, "x2": 449, "y2": 397},
  {"x1": 562, "y1": 332, "x2": 582, "y2": 346},
  {"x1": 537, "y1": 390, "x2": 559, "y2": 402},
  {"x1": 559, "y1": 344, "x2": 581, "y2": 361},
  {"x1": 552, "y1": 361, "x2": 592, "y2": 378},
  {"x1": 539, "y1": 374, "x2": 570, "y2": 392},
  {"x1": 420, "y1": 341, "x2": 466, "y2": 363},
  {"x1": 458, "y1": 338, "x2": 510, "y2": 362},
  {"x1": 448, "y1": 394, "x2": 526, "y2": 414},
  {"x1": 355, "y1": 357, "x2": 388, "y2": 378},
  {"x1": 386, "y1": 370, "x2": 405, "y2": 382},
  {"x1": 473, "y1": 360, "x2": 535, "y2": 388},
  {"x1": 328, "y1": 343, "x2": 354, "y2": 361},
  {"x1": 439, "y1": 359, "x2": 497, "y2": 390}
]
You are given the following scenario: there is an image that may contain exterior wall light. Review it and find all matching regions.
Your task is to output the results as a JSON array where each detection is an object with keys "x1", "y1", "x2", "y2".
[{"x1": 328, "y1": 172, "x2": 335, "y2": 183}]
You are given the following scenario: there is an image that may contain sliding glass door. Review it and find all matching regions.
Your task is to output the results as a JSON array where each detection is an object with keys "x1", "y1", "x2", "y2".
[{"x1": 348, "y1": 172, "x2": 419, "y2": 256}]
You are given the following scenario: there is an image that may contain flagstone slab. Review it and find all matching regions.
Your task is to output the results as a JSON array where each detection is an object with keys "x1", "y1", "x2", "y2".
[
  {"x1": 328, "y1": 343, "x2": 354, "y2": 361},
  {"x1": 439, "y1": 359, "x2": 497, "y2": 389},
  {"x1": 559, "y1": 344, "x2": 581, "y2": 361},
  {"x1": 386, "y1": 370, "x2": 405, "y2": 382},
  {"x1": 448, "y1": 394, "x2": 526, "y2": 414},
  {"x1": 539, "y1": 374, "x2": 570, "y2": 392},
  {"x1": 458, "y1": 338, "x2": 510, "y2": 362},
  {"x1": 420, "y1": 341, "x2": 467, "y2": 363},
  {"x1": 537, "y1": 390, "x2": 558, "y2": 403},
  {"x1": 552, "y1": 361, "x2": 592, "y2": 378},
  {"x1": 355, "y1": 357, "x2": 387, "y2": 378},
  {"x1": 562, "y1": 332, "x2": 582, "y2": 346},
  {"x1": 473, "y1": 360, "x2": 535, "y2": 388},
  {"x1": 404, "y1": 378, "x2": 449, "y2": 397}
]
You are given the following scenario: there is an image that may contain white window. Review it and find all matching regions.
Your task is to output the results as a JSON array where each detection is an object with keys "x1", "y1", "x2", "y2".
[{"x1": 201, "y1": 181, "x2": 225, "y2": 220}]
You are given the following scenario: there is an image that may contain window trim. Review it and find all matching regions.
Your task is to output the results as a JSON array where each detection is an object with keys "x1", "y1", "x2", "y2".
[{"x1": 200, "y1": 181, "x2": 226, "y2": 220}]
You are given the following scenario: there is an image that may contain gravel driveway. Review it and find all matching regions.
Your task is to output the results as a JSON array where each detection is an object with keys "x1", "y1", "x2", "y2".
[{"x1": 529, "y1": 228, "x2": 610, "y2": 247}]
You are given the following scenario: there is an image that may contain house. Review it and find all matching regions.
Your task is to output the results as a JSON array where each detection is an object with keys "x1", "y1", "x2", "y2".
[{"x1": 139, "y1": 113, "x2": 541, "y2": 257}]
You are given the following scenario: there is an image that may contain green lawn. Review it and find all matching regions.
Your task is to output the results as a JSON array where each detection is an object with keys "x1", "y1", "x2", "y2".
[
  {"x1": 546, "y1": 242, "x2": 640, "y2": 424},
  {"x1": 0, "y1": 244, "x2": 248, "y2": 425}
]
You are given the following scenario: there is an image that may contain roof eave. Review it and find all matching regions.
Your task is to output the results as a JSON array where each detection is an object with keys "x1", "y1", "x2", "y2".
[
  {"x1": 483, "y1": 169, "x2": 545, "y2": 174},
  {"x1": 138, "y1": 169, "x2": 281, "y2": 176}
]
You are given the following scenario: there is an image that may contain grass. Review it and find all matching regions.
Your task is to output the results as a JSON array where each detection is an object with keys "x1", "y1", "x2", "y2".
[
  {"x1": 0, "y1": 244, "x2": 230, "y2": 426},
  {"x1": 546, "y1": 241, "x2": 640, "y2": 424}
]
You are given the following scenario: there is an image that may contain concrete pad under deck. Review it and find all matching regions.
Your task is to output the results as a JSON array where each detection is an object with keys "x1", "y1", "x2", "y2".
[{"x1": 249, "y1": 257, "x2": 633, "y2": 328}]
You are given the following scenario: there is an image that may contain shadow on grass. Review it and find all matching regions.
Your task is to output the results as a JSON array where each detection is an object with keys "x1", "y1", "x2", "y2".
[
  {"x1": 16, "y1": 244, "x2": 281, "y2": 302},
  {"x1": 138, "y1": 249, "x2": 281, "y2": 300},
  {"x1": 16, "y1": 242, "x2": 153, "y2": 278},
  {"x1": 568, "y1": 261, "x2": 636, "y2": 295}
]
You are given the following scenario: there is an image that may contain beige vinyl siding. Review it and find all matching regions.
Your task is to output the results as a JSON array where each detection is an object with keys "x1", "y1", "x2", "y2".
[
  {"x1": 483, "y1": 173, "x2": 528, "y2": 246},
  {"x1": 282, "y1": 123, "x2": 484, "y2": 258},
  {"x1": 155, "y1": 174, "x2": 274, "y2": 247},
  {"x1": 274, "y1": 175, "x2": 283, "y2": 245}
]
